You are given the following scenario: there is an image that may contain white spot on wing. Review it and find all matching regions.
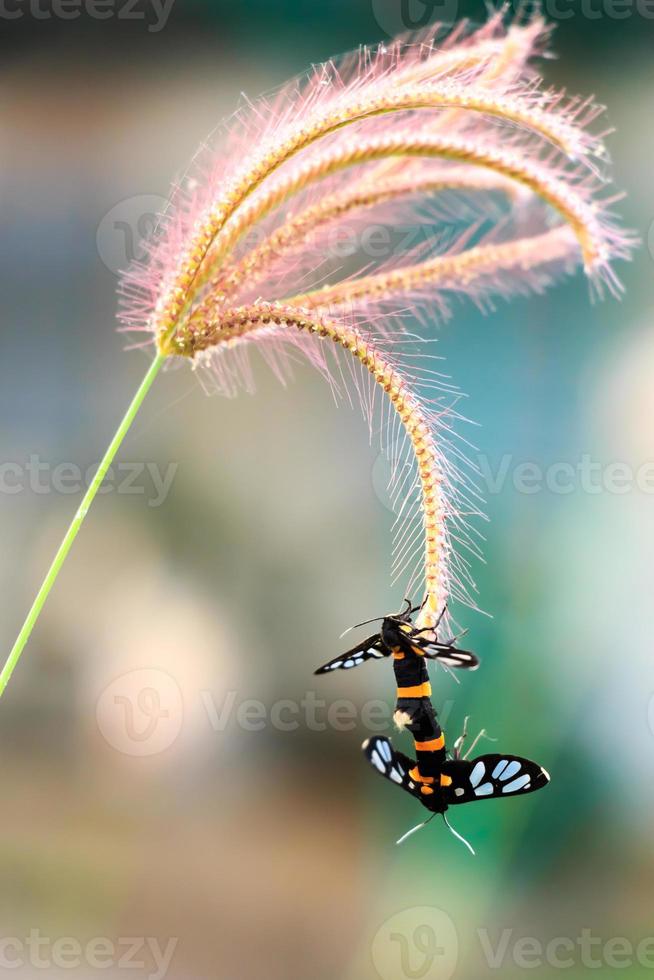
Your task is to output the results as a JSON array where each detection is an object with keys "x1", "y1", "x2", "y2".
[
  {"x1": 475, "y1": 782, "x2": 494, "y2": 796},
  {"x1": 371, "y1": 751, "x2": 385, "y2": 773},
  {"x1": 470, "y1": 761, "x2": 485, "y2": 788},
  {"x1": 343, "y1": 659, "x2": 354, "y2": 668},
  {"x1": 390, "y1": 769, "x2": 403, "y2": 784},
  {"x1": 500, "y1": 760, "x2": 521, "y2": 781},
  {"x1": 502, "y1": 774, "x2": 531, "y2": 794},
  {"x1": 379, "y1": 740, "x2": 392, "y2": 763},
  {"x1": 492, "y1": 759, "x2": 509, "y2": 780},
  {"x1": 455, "y1": 787, "x2": 465, "y2": 797}
]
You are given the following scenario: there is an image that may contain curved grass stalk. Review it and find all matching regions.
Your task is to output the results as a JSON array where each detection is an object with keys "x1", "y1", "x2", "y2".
[
  {"x1": 425, "y1": 23, "x2": 547, "y2": 147},
  {"x1": 161, "y1": 304, "x2": 449, "y2": 628},
  {"x1": 289, "y1": 226, "x2": 578, "y2": 310},
  {"x1": 175, "y1": 133, "x2": 607, "y2": 341},
  {"x1": 192, "y1": 167, "x2": 521, "y2": 317},
  {"x1": 153, "y1": 85, "x2": 589, "y2": 343},
  {"x1": 367, "y1": 19, "x2": 547, "y2": 186},
  {"x1": 158, "y1": 16, "x2": 551, "y2": 317},
  {"x1": 4, "y1": 17, "x2": 630, "y2": 699},
  {"x1": 181, "y1": 152, "x2": 525, "y2": 296}
]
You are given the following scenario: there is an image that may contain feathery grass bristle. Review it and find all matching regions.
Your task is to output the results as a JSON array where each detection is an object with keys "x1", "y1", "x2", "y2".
[{"x1": 118, "y1": 9, "x2": 634, "y2": 626}]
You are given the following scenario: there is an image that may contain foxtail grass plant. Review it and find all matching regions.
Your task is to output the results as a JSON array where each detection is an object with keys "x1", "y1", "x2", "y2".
[{"x1": 2, "y1": 9, "x2": 634, "y2": 695}]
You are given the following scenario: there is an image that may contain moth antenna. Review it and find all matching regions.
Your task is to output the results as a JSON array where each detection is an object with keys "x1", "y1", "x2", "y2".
[
  {"x1": 396, "y1": 813, "x2": 436, "y2": 846},
  {"x1": 443, "y1": 813, "x2": 476, "y2": 856},
  {"x1": 338, "y1": 616, "x2": 384, "y2": 639}
]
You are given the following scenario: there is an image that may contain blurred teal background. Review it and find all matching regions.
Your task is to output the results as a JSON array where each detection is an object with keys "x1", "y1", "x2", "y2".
[{"x1": 0, "y1": 1, "x2": 652, "y2": 978}]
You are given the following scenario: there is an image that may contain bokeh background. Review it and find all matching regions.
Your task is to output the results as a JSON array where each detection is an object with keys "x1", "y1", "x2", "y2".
[{"x1": 0, "y1": 1, "x2": 652, "y2": 978}]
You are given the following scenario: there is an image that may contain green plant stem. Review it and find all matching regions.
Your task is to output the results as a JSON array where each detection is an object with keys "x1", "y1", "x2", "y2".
[{"x1": 0, "y1": 351, "x2": 166, "y2": 698}]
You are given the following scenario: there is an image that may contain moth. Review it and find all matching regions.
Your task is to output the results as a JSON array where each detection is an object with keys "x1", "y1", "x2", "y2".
[
  {"x1": 363, "y1": 727, "x2": 550, "y2": 851},
  {"x1": 314, "y1": 600, "x2": 479, "y2": 675}
]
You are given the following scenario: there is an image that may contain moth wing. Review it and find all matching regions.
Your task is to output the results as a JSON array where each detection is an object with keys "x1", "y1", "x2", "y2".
[
  {"x1": 441, "y1": 754, "x2": 550, "y2": 805},
  {"x1": 362, "y1": 736, "x2": 422, "y2": 802},
  {"x1": 423, "y1": 644, "x2": 480, "y2": 670},
  {"x1": 314, "y1": 634, "x2": 385, "y2": 675},
  {"x1": 405, "y1": 630, "x2": 480, "y2": 670}
]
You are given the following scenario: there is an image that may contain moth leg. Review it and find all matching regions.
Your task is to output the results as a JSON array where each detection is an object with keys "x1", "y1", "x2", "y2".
[
  {"x1": 452, "y1": 715, "x2": 470, "y2": 760},
  {"x1": 463, "y1": 727, "x2": 497, "y2": 760}
]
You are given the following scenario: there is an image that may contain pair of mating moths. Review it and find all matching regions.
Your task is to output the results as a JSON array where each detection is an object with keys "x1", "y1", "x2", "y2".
[{"x1": 315, "y1": 601, "x2": 549, "y2": 851}]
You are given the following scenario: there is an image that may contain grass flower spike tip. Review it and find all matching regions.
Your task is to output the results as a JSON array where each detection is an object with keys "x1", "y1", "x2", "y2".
[{"x1": 2, "y1": 10, "x2": 634, "y2": 695}]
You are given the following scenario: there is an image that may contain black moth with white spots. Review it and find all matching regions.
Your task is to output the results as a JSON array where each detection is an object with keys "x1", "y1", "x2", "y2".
[
  {"x1": 314, "y1": 600, "x2": 479, "y2": 675},
  {"x1": 363, "y1": 736, "x2": 550, "y2": 815},
  {"x1": 314, "y1": 632, "x2": 386, "y2": 674}
]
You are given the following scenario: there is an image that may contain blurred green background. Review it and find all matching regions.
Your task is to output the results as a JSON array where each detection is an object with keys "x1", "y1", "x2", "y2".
[{"x1": 0, "y1": 1, "x2": 652, "y2": 978}]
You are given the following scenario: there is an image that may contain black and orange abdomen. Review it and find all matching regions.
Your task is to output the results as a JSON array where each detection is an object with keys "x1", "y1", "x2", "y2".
[{"x1": 392, "y1": 644, "x2": 447, "y2": 797}]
